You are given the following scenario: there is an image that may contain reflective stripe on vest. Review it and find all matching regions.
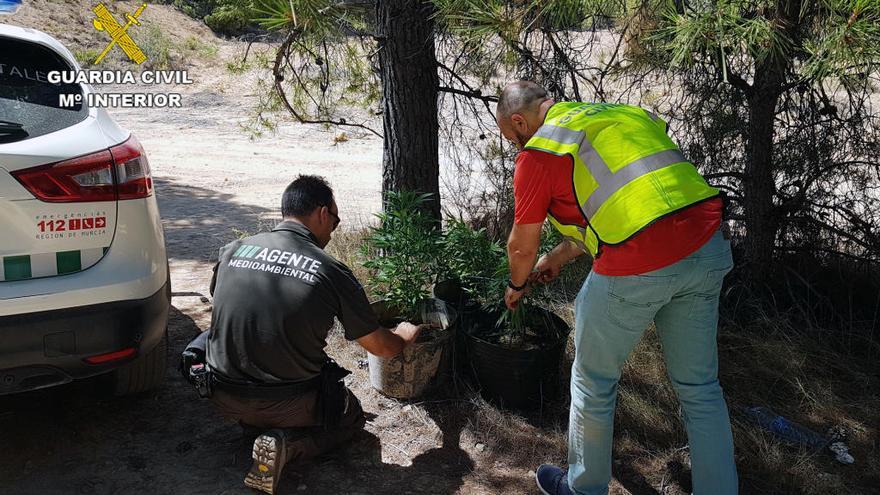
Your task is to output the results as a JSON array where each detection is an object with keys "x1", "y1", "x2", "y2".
[
  {"x1": 532, "y1": 124, "x2": 688, "y2": 218},
  {"x1": 547, "y1": 215, "x2": 596, "y2": 255},
  {"x1": 524, "y1": 102, "x2": 718, "y2": 256}
]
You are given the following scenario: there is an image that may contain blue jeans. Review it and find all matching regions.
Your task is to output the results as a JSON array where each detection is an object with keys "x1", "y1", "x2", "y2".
[{"x1": 567, "y1": 229, "x2": 738, "y2": 495}]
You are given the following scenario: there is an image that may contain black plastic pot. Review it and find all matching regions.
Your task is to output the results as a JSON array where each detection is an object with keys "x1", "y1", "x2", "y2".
[
  {"x1": 464, "y1": 306, "x2": 570, "y2": 410},
  {"x1": 433, "y1": 280, "x2": 482, "y2": 376},
  {"x1": 432, "y1": 279, "x2": 465, "y2": 307},
  {"x1": 432, "y1": 279, "x2": 481, "y2": 317}
]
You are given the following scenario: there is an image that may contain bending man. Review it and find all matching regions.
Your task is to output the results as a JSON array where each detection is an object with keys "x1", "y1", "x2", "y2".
[{"x1": 497, "y1": 81, "x2": 738, "y2": 495}]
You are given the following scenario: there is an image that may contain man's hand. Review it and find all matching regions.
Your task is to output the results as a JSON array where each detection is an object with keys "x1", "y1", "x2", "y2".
[
  {"x1": 504, "y1": 286, "x2": 526, "y2": 310},
  {"x1": 531, "y1": 253, "x2": 562, "y2": 285},
  {"x1": 358, "y1": 322, "x2": 424, "y2": 358},
  {"x1": 393, "y1": 322, "x2": 423, "y2": 346}
]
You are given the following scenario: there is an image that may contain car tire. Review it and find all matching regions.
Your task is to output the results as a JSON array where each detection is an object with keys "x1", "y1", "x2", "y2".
[{"x1": 109, "y1": 331, "x2": 168, "y2": 396}]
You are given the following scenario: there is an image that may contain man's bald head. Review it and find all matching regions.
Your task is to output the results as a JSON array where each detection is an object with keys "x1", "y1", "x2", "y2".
[
  {"x1": 495, "y1": 81, "x2": 554, "y2": 150},
  {"x1": 496, "y1": 81, "x2": 550, "y2": 120}
]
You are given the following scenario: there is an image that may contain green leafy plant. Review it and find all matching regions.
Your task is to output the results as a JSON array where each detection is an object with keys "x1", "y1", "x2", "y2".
[
  {"x1": 182, "y1": 36, "x2": 219, "y2": 59},
  {"x1": 362, "y1": 192, "x2": 443, "y2": 319},
  {"x1": 472, "y1": 223, "x2": 565, "y2": 349},
  {"x1": 134, "y1": 25, "x2": 175, "y2": 69},
  {"x1": 436, "y1": 220, "x2": 540, "y2": 348},
  {"x1": 361, "y1": 196, "x2": 562, "y2": 348},
  {"x1": 168, "y1": 0, "x2": 258, "y2": 35},
  {"x1": 442, "y1": 218, "x2": 506, "y2": 300},
  {"x1": 73, "y1": 48, "x2": 101, "y2": 67},
  {"x1": 494, "y1": 302, "x2": 529, "y2": 348},
  {"x1": 205, "y1": 1, "x2": 256, "y2": 35}
]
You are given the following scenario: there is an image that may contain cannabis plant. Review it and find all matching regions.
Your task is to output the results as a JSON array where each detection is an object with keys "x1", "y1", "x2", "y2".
[
  {"x1": 442, "y1": 218, "x2": 507, "y2": 301},
  {"x1": 362, "y1": 191, "x2": 443, "y2": 319},
  {"x1": 489, "y1": 225, "x2": 567, "y2": 349}
]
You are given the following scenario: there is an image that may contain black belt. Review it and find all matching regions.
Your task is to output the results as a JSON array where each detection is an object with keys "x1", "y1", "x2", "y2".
[{"x1": 211, "y1": 372, "x2": 321, "y2": 400}]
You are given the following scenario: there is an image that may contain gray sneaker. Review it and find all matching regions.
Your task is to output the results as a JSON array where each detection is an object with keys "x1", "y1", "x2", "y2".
[{"x1": 244, "y1": 430, "x2": 288, "y2": 494}]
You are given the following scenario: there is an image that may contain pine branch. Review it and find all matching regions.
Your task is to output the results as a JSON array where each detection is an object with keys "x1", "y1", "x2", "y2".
[
  {"x1": 272, "y1": 32, "x2": 383, "y2": 138},
  {"x1": 544, "y1": 30, "x2": 582, "y2": 101},
  {"x1": 436, "y1": 61, "x2": 497, "y2": 117},
  {"x1": 437, "y1": 86, "x2": 499, "y2": 104}
]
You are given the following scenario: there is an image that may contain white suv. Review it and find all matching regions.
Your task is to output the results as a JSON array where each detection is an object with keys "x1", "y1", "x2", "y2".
[{"x1": 0, "y1": 24, "x2": 169, "y2": 395}]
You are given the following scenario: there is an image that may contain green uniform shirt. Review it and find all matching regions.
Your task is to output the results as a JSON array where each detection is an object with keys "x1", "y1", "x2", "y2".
[{"x1": 206, "y1": 220, "x2": 378, "y2": 383}]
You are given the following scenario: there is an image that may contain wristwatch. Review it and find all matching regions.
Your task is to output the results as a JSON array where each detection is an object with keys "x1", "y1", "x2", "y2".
[{"x1": 508, "y1": 279, "x2": 527, "y2": 291}]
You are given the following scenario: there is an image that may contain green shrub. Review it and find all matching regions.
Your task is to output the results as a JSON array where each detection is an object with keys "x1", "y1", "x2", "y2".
[
  {"x1": 165, "y1": 0, "x2": 257, "y2": 35},
  {"x1": 205, "y1": 2, "x2": 255, "y2": 35},
  {"x1": 362, "y1": 192, "x2": 444, "y2": 319},
  {"x1": 169, "y1": 0, "x2": 215, "y2": 19},
  {"x1": 442, "y1": 218, "x2": 506, "y2": 301},
  {"x1": 136, "y1": 25, "x2": 174, "y2": 69},
  {"x1": 183, "y1": 36, "x2": 219, "y2": 58},
  {"x1": 72, "y1": 48, "x2": 102, "y2": 67}
]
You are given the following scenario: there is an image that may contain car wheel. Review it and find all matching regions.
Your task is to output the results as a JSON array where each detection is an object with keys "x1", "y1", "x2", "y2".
[{"x1": 109, "y1": 331, "x2": 168, "y2": 396}]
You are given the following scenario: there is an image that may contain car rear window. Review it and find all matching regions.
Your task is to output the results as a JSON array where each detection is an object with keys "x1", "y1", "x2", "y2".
[{"x1": 0, "y1": 37, "x2": 88, "y2": 144}]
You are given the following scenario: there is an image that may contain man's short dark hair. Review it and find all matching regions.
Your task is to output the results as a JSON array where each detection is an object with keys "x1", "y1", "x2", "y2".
[{"x1": 281, "y1": 175, "x2": 334, "y2": 217}]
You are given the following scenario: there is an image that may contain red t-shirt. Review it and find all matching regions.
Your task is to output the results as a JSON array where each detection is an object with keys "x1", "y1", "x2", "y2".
[{"x1": 513, "y1": 149, "x2": 722, "y2": 276}]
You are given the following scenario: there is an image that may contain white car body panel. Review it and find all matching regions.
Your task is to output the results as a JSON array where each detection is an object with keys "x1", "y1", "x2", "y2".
[
  {"x1": 0, "y1": 199, "x2": 167, "y2": 314},
  {"x1": 0, "y1": 23, "x2": 168, "y2": 315}
]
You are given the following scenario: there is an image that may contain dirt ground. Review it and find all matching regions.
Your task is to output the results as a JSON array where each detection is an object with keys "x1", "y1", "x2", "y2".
[
  {"x1": 0, "y1": 4, "x2": 570, "y2": 495},
  {"x1": 4, "y1": 3, "x2": 875, "y2": 494},
  {"x1": 0, "y1": 55, "x2": 573, "y2": 488}
]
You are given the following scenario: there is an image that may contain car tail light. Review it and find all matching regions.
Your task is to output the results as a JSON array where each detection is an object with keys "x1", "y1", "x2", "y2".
[
  {"x1": 12, "y1": 150, "x2": 116, "y2": 202},
  {"x1": 12, "y1": 135, "x2": 153, "y2": 202},
  {"x1": 83, "y1": 347, "x2": 137, "y2": 365},
  {"x1": 109, "y1": 135, "x2": 153, "y2": 200}
]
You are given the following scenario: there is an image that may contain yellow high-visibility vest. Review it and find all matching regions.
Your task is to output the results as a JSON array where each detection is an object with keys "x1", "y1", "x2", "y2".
[{"x1": 524, "y1": 102, "x2": 719, "y2": 256}]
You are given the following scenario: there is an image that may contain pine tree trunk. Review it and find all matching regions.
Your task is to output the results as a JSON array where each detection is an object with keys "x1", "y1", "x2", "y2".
[
  {"x1": 741, "y1": 0, "x2": 801, "y2": 282},
  {"x1": 743, "y1": 90, "x2": 778, "y2": 277},
  {"x1": 376, "y1": 0, "x2": 440, "y2": 220}
]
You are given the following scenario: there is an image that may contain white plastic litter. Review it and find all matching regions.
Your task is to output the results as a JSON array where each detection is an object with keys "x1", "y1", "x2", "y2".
[
  {"x1": 828, "y1": 441, "x2": 855, "y2": 464},
  {"x1": 420, "y1": 298, "x2": 453, "y2": 329}
]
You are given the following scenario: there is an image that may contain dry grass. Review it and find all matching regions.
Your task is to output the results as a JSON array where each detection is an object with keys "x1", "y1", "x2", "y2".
[
  {"x1": 718, "y1": 320, "x2": 879, "y2": 494},
  {"x1": 606, "y1": 308, "x2": 879, "y2": 494},
  {"x1": 322, "y1": 229, "x2": 878, "y2": 494},
  {"x1": 326, "y1": 225, "x2": 373, "y2": 283}
]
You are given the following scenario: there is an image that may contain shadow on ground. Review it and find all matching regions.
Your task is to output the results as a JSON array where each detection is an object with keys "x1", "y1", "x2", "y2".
[
  {"x1": 154, "y1": 178, "x2": 276, "y2": 263},
  {"x1": 0, "y1": 307, "x2": 478, "y2": 495},
  {"x1": 0, "y1": 307, "x2": 227, "y2": 495},
  {"x1": 277, "y1": 400, "x2": 476, "y2": 494}
]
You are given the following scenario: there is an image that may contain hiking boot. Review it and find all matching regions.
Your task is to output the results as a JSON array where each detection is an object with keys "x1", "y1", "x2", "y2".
[
  {"x1": 536, "y1": 464, "x2": 574, "y2": 495},
  {"x1": 244, "y1": 430, "x2": 288, "y2": 494}
]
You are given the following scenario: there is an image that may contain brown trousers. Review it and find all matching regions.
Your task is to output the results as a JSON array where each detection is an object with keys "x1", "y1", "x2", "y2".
[{"x1": 210, "y1": 387, "x2": 366, "y2": 462}]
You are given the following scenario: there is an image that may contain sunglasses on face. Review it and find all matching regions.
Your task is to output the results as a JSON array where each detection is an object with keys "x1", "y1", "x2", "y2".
[{"x1": 327, "y1": 209, "x2": 340, "y2": 230}]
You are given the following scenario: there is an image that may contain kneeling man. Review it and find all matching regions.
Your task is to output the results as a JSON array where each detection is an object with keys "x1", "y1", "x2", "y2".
[{"x1": 206, "y1": 175, "x2": 422, "y2": 494}]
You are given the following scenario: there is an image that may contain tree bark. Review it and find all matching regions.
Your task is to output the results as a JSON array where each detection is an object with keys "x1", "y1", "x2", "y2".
[
  {"x1": 376, "y1": 0, "x2": 440, "y2": 220},
  {"x1": 743, "y1": 87, "x2": 779, "y2": 276},
  {"x1": 741, "y1": 0, "x2": 801, "y2": 281}
]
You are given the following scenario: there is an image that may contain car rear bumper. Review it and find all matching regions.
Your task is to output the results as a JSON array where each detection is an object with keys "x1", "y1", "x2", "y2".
[{"x1": 0, "y1": 279, "x2": 170, "y2": 395}]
